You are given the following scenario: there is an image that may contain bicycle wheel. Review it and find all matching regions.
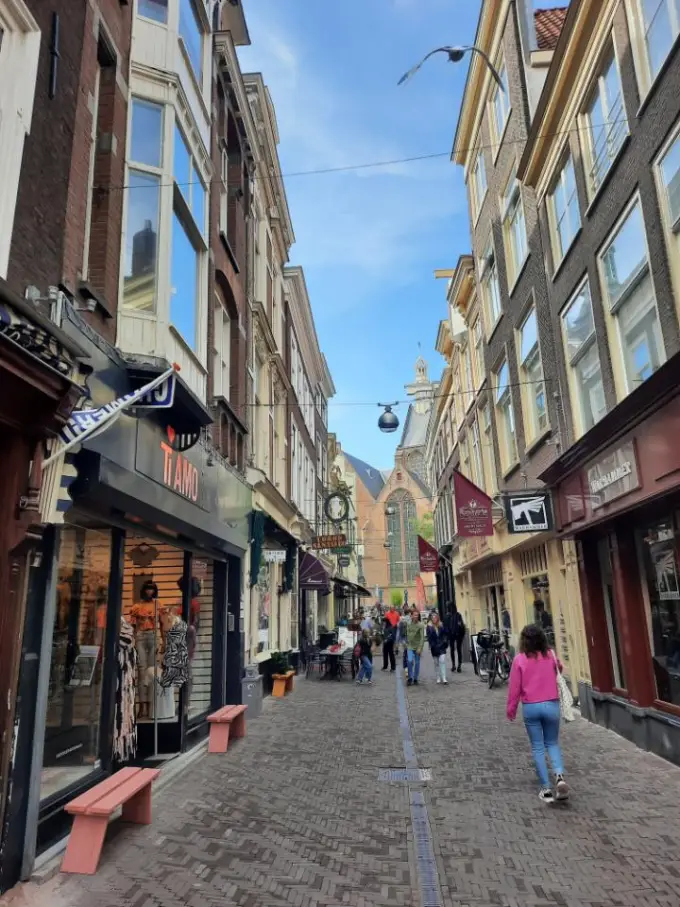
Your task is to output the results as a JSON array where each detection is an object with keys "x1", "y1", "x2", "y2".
[
  {"x1": 477, "y1": 650, "x2": 489, "y2": 679},
  {"x1": 499, "y1": 652, "x2": 512, "y2": 683},
  {"x1": 488, "y1": 653, "x2": 498, "y2": 689}
]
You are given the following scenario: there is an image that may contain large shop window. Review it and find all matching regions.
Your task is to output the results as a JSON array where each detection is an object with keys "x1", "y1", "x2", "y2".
[
  {"x1": 256, "y1": 559, "x2": 273, "y2": 652},
  {"x1": 639, "y1": 518, "x2": 680, "y2": 706},
  {"x1": 519, "y1": 546, "x2": 555, "y2": 647},
  {"x1": 42, "y1": 528, "x2": 113, "y2": 802}
]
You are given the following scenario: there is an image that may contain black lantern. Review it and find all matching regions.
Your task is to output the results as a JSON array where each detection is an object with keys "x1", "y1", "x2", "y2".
[{"x1": 377, "y1": 402, "x2": 400, "y2": 433}]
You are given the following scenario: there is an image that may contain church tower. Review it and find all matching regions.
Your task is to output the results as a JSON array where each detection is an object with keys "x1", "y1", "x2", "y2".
[{"x1": 404, "y1": 353, "x2": 434, "y2": 416}]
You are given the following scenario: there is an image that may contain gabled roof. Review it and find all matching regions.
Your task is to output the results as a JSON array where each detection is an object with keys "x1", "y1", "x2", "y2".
[
  {"x1": 344, "y1": 452, "x2": 385, "y2": 499},
  {"x1": 534, "y1": 6, "x2": 568, "y2": 51}
]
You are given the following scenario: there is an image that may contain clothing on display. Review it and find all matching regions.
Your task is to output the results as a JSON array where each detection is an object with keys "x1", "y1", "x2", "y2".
[
  {"x1": 135, "y1": 630, "x2": 156, "y2": 706},
  {"x1": 160, "y1": 619, "x2": 189, "y2": 689},
  {"x1": 113, "y1": 618, "x2": 138, "y2": 763},
  {"x1": 130, "y1": 602, "x2": 157, "y2": 632}
]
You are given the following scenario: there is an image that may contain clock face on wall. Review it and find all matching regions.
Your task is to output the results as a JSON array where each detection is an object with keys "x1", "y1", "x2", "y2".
[{"x1": 325, "y1": 491, "x2": 349, "y2": 524}]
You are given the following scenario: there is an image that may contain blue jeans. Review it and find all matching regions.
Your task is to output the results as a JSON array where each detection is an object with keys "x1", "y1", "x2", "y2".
[
  {"x1": 407, "y1": 649, "x2": 421, "y2": 682},
  {"x1": 357, "y1": 656, "x2": 373, "y2": 682},
  {"x1": 523, "y1": 700, "x2": 564, "y2": 787}
]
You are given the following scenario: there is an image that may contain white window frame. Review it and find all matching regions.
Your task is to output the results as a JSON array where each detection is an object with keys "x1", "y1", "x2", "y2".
[
  {"x1": 480, "y1": 402, "x2": 498, "y2": 495},
  {"x1": 597, "y1": 195, "x2": 665, "y2": 398},
  {"x1": 560, "y1": 278, "x2": 607, "y2": 438},
  {"x1": 516, "y1": 307, "x2": 548, "y2": 443},
  {"x1": 219, "y1": 144, "x2": 228, "y2": 236},
  {"x1": 479, "y1": 239, "x2": 502, "y2": 333},
  {"x1": 471, "y1": 416, "x2": 485, "y2": 492},
  {"x1": 212, "y1": 296, "x2": 231, "y2": 401},
  {"x1": 470, "y1": 145, "x2": 488, "y2": 223},
  {"x1": 654, "y1": 118, "x2": 680, "y2": 322},
  {"x1": 627, "y1": 0, "x2": 680, "y2": 98},
  {"x1": 490, "y1": 57, "x2": 510, "y2": 150},
  {"x1": 501, "y1": 166, "x2": 528, "y2": 289},
  {"x1": 581, "y1": 42, "x2": 629, "y2": 198},
  {"x1": 494, "y1": 360, "x2": 518, "y2": 473},
  {"x1": 547, "y1": 152, "x2": 581, "y2": 268}
]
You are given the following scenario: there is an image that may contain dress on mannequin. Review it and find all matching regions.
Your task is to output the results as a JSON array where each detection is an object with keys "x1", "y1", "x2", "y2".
[
  {"x1": 160, "y1": 615, "x2": 189, "y2": 689},
  {"x1": 113, "y1": 618, "x2": 138, "y2": 762}
]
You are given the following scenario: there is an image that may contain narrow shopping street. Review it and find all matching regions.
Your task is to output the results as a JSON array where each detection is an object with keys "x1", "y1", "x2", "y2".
[{"x1": 5, "y1": 659, "x2": 680, "y2": 907}]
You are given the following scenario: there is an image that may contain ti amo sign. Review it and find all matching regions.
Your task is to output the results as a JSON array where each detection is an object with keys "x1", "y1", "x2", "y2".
[
  {"x1": 136, "y1": 423, "x2": 211, "y2": 512},
  {"x1": 160, "y1": 433, "x2": 200, "y2": 503}
]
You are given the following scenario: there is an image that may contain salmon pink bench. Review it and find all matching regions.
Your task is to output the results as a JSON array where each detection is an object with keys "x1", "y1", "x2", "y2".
[
  {"x1": 207, "y1": 704, "x2": 247, "y2": 753},
  {"x1": 62, "y1": 766, "x2": 160, "y2": 875}
]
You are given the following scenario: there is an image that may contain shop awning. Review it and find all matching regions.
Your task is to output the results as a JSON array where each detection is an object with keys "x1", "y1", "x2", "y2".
[
  {"x1": 300, "y1": 551, "x2": 331, "y2": 594},
  {"x1": 334, "y1": 576, "x2": 372, "y2": 598}
]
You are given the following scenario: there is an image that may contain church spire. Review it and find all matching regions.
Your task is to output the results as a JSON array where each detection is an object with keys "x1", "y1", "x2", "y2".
[{"x1": 405, "y1": 348, "x2": 433, "y2": 415}]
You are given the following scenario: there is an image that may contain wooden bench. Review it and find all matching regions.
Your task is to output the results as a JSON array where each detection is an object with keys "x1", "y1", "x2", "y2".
[
  {"x1": 207, "y1": 704, "x2": 247, "y2": 753},
  {"x1": 272, "y1": 670, "x2": 295, "y2": 698},
  {"x1": 62, "y1": 767, "x2": 160, "y2": 875}
]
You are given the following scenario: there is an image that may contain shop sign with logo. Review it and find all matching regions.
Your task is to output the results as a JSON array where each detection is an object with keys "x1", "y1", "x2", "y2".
[
  {"x1": 505, "y1": 492, "x2": 554, "y2": 534},
  {"x1": 136, "y1": 422, "x2": 211, "y2": 512},
  {"x1": 311, "y1": 534, "x2": 347, "y2": 549},
  {"x1": 264, "y1": 549, "x2": 287, "y2": 563},
  {"x1": 587, "y1": 440, "x2": 640, "y2": 510},
  {"x1": 0, "y1": 300, "x2": 74, "y2": 376},
  {"x1": 338, "y1": 554, "x2": 351, "y2": 567},
  {"x1": 453, "y1": 470, "x2": 494, "y2": 538}
]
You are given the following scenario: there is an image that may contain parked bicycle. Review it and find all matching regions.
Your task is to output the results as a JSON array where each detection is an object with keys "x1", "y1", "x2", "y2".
[{"x1": 475, "y1": 629, "x2": 513, "y2": 688}]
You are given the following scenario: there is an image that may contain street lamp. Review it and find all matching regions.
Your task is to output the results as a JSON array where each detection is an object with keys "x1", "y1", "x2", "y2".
[
  {"x1": 398, "y1": 45, "x2": 504, "y2": 90},
  {"x1": 378, "y1": 402, "x2": 400, "y2": 433}
]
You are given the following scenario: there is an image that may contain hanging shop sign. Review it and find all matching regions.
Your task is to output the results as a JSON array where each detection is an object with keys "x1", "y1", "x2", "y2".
[
  {"x1": 43, "y1": 364, "x2": 178, "y2": 466},
  {"x1": 453, "y1": 470, "x2": 494, "y2": 538},
  {"x1": 311, "y1": 533, "x2": 347, "y2": 549},
  {"x1": 586, "y1": 440, "x2": 640, "y2": 510},
  {"x1": 331, "y1": 545, "x2": 353, "y2": 555},
  {"x1": 264, "y1": 549, "x2": 287, "y2": 563},
  {"x1": 505, "y1": 491, "x2": 554, "y2": 534},
  {"x1": 417, "y1": 535, "x2": 439, "y2": 572},
  {"x1": 338, "y1": 554, "x2": 351, "y2": 567},
  {"x1": 325, "y1": 491, "x2": 349, "y2": 524}
]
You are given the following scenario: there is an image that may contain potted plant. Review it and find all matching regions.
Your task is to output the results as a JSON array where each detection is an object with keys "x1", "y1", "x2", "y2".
[{"x1": 271, "y1": 652, "x2": 294, "y2": 698}]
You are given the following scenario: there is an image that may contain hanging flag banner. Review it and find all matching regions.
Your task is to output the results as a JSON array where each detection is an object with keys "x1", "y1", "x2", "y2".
[
  {"x1": 43, "y1": 364, "x2": 179, "y2": 467},
  {"x1": 417, "y1": 535, "x2": 439, "y2": 573},
  {"x1": 453, "y1": 469, "x2": 494, "y2": 537}
]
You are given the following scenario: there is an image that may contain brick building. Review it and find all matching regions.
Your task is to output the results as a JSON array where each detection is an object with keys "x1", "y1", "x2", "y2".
[
  {"x1": 518, "y1": 0, "x2": 680, "y2": 764},
  {"x1": 438, "y1": 0, "x2": 590, "y2": 690}
]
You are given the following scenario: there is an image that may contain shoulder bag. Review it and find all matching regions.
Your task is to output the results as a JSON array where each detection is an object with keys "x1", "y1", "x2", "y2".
[{"x1": 552, "y1": 651, "x2": 575, "y2": 722}]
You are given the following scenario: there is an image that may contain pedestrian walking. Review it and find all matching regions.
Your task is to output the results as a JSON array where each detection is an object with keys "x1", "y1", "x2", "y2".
[
  {"x1": 406, "y1": 609, "x2": 425, "y2": 686},
  {"x1": 382, "y1": 618, "x2": 396, "y2": 671},
  {"x1": 426, "y1": 612, "x2": 448, "y2": 684},
  {"x1": 355, "y1": 630, "x2": 374, "y2": 685},
  {"x1": 506, "y1": 624, "x2": 569, "y2": 804},
  {"x1": 447, "y1": 606, "x2": 466, "y2": 673},
  {"x1": 397, "y1": 605, "x2": 410, "y2": 674}
]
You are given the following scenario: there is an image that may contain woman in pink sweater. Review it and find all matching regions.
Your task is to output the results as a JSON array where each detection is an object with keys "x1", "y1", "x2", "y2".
[{"x1": 507, "y1": 625, "x2": 569, "y2": 804}]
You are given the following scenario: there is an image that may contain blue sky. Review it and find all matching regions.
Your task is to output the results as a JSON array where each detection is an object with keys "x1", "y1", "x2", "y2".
[{"x1": 238, "y1": 0, "x2": 565, "y2": 469}]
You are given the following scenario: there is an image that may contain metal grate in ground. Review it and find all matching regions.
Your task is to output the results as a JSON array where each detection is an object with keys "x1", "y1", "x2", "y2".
[{"x1": 378, "y1": 768, "x2": 432, "y2": 782}]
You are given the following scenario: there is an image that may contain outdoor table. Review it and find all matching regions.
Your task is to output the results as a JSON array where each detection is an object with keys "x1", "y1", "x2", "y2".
[{"x1": 319, "y1": 646, "x2": 348, "y2": 680}]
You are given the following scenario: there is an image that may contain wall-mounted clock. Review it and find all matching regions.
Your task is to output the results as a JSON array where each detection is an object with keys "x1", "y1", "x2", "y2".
[{"x1": 325, "y1": 491, "x2": 349, "y2": 524}]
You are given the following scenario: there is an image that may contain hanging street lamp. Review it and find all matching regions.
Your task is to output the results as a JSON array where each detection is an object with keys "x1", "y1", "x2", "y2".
[
  {"x1": 377, "y1": 402, "x2": 400, "y2": 433},
  {"x1": 398, "y1": 45, "x2": 504, "y2": 90}
]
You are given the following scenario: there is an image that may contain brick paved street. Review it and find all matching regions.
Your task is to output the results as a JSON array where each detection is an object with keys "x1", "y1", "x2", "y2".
[{"x1": 4, "y1": 657, "x2": 680, "y2": 907}]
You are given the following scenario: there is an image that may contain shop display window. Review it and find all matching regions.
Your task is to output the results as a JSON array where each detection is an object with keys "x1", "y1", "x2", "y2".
[
  {"x1": 523, "y1": 574, "x2": 555, "y2": 646},
  {"x1": 598, "y1": 536, "x2": 626, "y2": 690},
  {"x1": 41, "y1": 527, "x2": 113, "y2": 802},
  {"x1": 256, "y1": 558, "x2": 272, "y2": 652},
  {"x1": 639, "y1": 519, "x2": 680, "y2": 706}
]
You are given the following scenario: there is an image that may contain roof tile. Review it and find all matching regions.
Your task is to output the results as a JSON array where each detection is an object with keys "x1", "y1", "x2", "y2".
[{"x1": 534, "y1": 6, "x2": 568, "y2": 52}]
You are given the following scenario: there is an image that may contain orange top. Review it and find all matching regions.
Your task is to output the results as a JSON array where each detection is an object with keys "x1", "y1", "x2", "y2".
[{"x1": 130, "y1": 602, "x2": 156, "y2": 632}]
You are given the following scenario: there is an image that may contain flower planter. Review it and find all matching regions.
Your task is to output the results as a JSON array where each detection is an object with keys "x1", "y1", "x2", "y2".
[{"x1": 272, "y1": 670, "x2": 295, "y2": 698}]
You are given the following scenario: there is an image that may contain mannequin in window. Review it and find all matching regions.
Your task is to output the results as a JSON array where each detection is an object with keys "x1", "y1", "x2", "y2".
[
  {"x1": 159, "y1": 606, "x2": 189, "y2": 690},
  {"x1": 130, "y1": 580, "x2": 159, "y2": 719}
]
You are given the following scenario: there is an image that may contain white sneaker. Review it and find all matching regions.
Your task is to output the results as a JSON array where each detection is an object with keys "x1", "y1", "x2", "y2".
[
  {"x1": 555, "y1": 775, "x2": 569, "y2": 801},
  {"x1": 436, "y1": 678, "x2": 441, "y2": 684},
  {"x1": 443, "y1": 679, "x2": 448, "y2": 684},
  {"x1": 539, "y1": 788, "x2": 555, "y2": 804}
]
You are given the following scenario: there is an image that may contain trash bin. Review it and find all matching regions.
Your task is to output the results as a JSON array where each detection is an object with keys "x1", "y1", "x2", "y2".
[{"x1": 241, "y1": 665, "x2": 263, "y2": 719}]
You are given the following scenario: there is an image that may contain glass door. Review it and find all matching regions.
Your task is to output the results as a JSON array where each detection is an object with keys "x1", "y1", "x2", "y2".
[{"x1": 597, "y1": 535, "x2": 626, "y2": 691}]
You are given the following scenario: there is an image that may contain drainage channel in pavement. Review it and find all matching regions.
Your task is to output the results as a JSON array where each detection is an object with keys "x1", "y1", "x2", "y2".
[{"x1": 393, "y1": 671, "x2": 445, "y2": 907}]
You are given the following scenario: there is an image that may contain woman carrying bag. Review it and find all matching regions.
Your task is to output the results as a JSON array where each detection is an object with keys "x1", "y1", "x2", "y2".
[{"x1": 506, "y1": 625, "x2": 573, "y2": 804}]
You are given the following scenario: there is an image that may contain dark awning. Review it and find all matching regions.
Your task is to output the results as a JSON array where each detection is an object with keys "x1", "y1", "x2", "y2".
[
  {"x1": 300, "y1": 551, "x2": 331, "y2": 594},
  {"x1": 334, "y1": 576, "x2": 372, "y2": 598}
]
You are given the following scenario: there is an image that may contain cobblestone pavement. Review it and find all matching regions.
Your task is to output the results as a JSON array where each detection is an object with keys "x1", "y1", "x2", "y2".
[{"x1": 4, "y1": 655, "x2": 680, "y2": 907}]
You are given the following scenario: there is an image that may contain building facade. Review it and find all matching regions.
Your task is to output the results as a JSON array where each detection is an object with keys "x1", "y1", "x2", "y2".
[
  {"x1": 518, "y1": 0, "x2": 680, "y2": 764},
  {"x1": 443, "y1": 0, "x2": 590, "y2": 692}
]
